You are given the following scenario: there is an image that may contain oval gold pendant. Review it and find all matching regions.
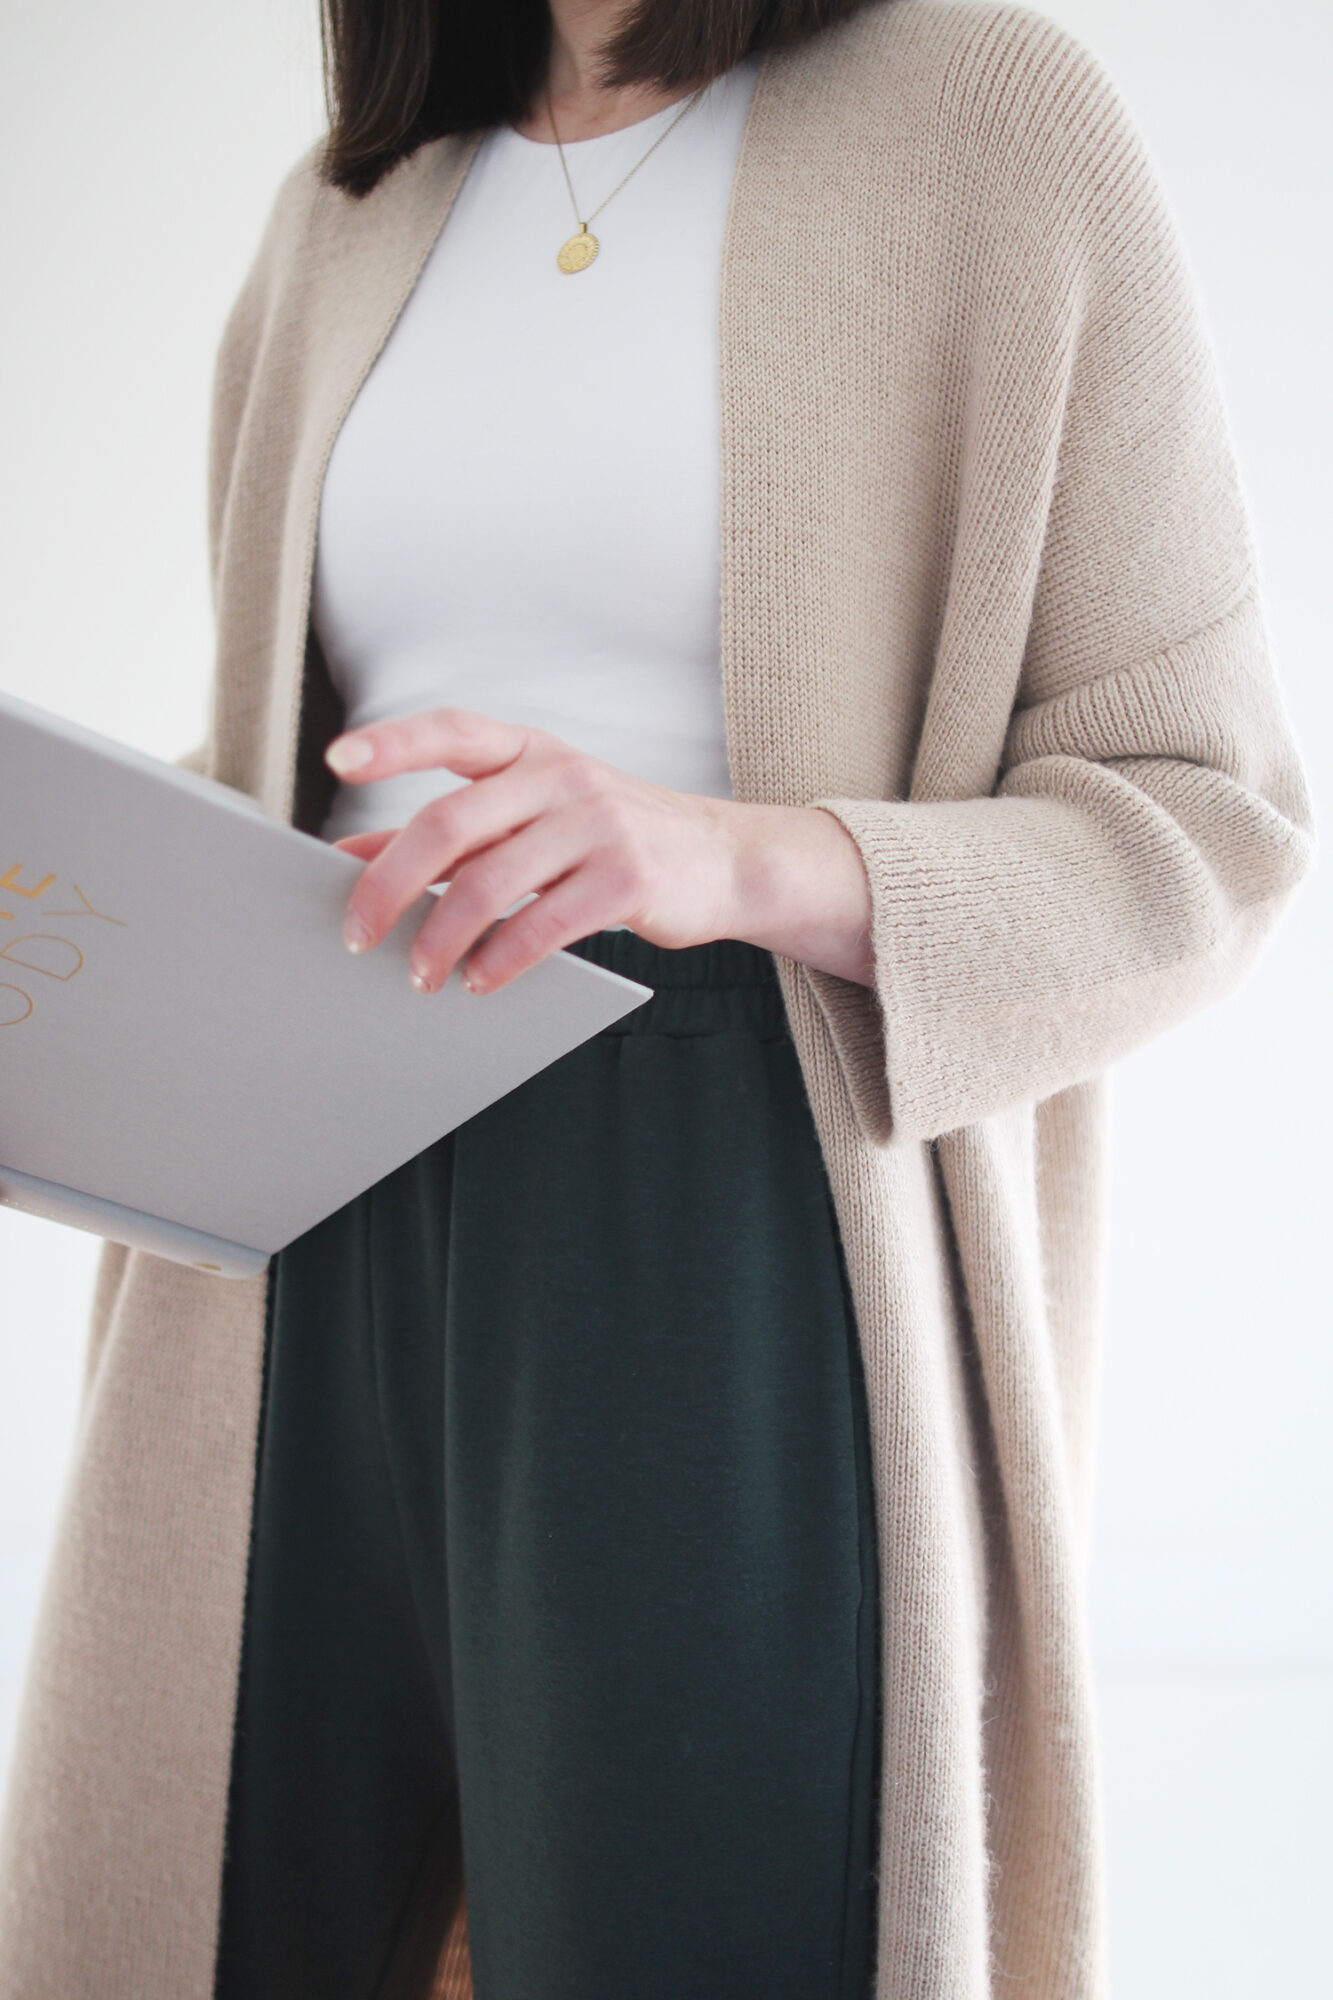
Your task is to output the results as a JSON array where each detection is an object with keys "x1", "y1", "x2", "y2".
[{"x1": 557, "y1": 228, "x2": 599, "y2": 274}]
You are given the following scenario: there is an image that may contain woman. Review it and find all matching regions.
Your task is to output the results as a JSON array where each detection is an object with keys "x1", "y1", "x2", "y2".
[{"x1": 0, "y1": 1, "x2": 1311, "y2": 1997}]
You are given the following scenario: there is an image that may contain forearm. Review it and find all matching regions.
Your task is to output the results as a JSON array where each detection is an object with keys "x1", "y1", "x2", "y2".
[{"x1": 328, "y1": 713, "x2": 879, "y2": 994}]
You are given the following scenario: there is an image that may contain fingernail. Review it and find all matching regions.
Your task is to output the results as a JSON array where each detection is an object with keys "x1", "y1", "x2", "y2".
[
  {"x1": 462, "y1": 965, "x2": 486, "y2": 993},
  {"x1": 410, "y1": 966, "x2": 434, "y2": 993},
  {"x1": 343, "y1": 912, "x2": 372, "y2": 953},
  {"x1": 326, "y1": 736, "x2": 374, "y2": 775}
]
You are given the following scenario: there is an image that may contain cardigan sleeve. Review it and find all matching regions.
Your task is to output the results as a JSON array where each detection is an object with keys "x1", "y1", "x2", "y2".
[{"x1": 802, "y1": 28, "x2": 1314, "y2": 1148}]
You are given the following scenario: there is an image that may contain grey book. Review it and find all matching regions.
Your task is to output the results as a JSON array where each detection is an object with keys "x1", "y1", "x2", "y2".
[{"x1": 0, "y1": 690, "x2": 651, "y2": 1276}]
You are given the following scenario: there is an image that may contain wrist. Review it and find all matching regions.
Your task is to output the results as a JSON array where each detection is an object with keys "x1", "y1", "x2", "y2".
[{"x1": 720, "y1": 801, "x2": 875, "y2": 987}]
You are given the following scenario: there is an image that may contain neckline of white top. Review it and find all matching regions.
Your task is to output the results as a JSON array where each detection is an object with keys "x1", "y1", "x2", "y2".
[{"x1": 500, "y1": 71, "x2": 743, "y2": 154}]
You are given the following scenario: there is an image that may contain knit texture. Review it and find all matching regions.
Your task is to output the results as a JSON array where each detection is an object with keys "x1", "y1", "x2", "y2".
[{"x1": 0, "y1": 6, "x2": 1311, "y2": 1997}]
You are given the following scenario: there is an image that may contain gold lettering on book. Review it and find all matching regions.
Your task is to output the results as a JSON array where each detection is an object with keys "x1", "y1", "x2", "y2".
[
  {"x1": 0, "y1": 985, "x2": 33, "y2": 1026},
  {"x1": 40, "y1": 883, "x2": 127, "y2": 926},
  {"x1": 0, "y1": 936, "x2": 85, "y2": 980},
  {"x1": 0, "y1": 867, "x2": 124, "y2": 1025},
  {"x1": 0, "y1": 866, "x2": 56, "y2": 900}
]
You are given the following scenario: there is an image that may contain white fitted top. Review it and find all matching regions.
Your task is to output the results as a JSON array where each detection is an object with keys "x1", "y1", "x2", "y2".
[{"x1": 314, "y1": 59, "x2": 760, "y2": 844}]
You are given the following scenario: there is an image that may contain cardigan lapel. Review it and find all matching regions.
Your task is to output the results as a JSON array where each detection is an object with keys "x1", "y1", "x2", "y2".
[
  {"x1": 261, "y1": 132, "x2": 485, "y2": 821},
  {"x1": 716, "y1": 33, "x2": 936, "y2": 816}
]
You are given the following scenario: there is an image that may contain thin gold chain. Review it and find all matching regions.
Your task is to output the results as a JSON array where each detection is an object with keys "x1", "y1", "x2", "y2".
[{"x1": 545, "y1": 84, "x2": 706, "y2": 233}]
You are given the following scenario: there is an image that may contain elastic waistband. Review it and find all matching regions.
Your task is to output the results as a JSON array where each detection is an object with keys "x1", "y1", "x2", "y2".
[{"x1": 562, "y1": 929, "x2": 789, "y2": 1039}]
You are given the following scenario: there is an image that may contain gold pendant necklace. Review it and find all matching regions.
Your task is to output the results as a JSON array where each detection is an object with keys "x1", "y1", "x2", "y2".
[
  {"x1": 545, "y1": 84, "x2": 705, "y2": 275},
  {"x1": 557, "y1": 226, "x2": 599, "y2": 274}
]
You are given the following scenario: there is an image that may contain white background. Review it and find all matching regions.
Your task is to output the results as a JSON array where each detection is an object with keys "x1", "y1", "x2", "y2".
[{"x1": 0, "y1": 2, "x2": 1328, "y2": 1991}]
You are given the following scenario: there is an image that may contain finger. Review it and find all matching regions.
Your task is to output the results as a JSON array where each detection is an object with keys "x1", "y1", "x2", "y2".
[
  {"x1": 325, "y1": 708, "x2": 531, "y2": 785},
  {"x1": 343, "y1": 765, "x2": 558, "y2": 951},
  {"x1": 332, "y1": 830, "x2": 399, "y2": 860},
  {"x1": 461, "y1": 868, "x2": 630, "y2": 994},
  {"x1": 407, "y1": 811, "x2": 598, "y2": 992}
]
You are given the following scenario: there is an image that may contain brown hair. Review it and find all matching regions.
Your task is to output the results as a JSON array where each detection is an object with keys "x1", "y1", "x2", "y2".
[{"x1": 320, "y1": 0, "x2": 888, "y2": 195}]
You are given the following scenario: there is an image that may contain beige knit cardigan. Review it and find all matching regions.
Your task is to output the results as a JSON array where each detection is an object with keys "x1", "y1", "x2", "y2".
[{"x1": 0, "y1": 4, "x2": 1312, "y2": 1996}]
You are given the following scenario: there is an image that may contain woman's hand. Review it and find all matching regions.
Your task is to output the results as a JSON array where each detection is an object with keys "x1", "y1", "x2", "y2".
[{"x1": 325, "y1": 709, "x2": 875, "y2": 994}]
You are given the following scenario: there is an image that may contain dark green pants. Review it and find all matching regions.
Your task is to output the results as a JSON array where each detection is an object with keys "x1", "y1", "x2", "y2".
[{"x1": 215, "y1": 933, "x2": 880, "y2": 2000}]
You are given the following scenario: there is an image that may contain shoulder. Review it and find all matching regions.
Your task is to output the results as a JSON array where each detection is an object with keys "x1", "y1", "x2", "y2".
[
  {"x1": 210, "y1": 130, "x2": 455, "y2": 419},
  {"x1": 219, "y1": 125, "x2": 483, "y2": 345},
  {"x1": 259, "y1": 138, "x2": 329, "y2": 236},
  {"x1": 795, "y1": 1, "x2": 1155, "y2": 240},
  {"x1": 226, "y1": 139, "x2": 330, "y2": 323},
  {"x1": 768, "y1": 2, "x2": 1160, "y2": 282},
  {"x1": 830, "y1": 0, "x2": 1127, "y2": 120},
  {"x1": 211, "y1": 142, "x2": 326, "y2": 383}
]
